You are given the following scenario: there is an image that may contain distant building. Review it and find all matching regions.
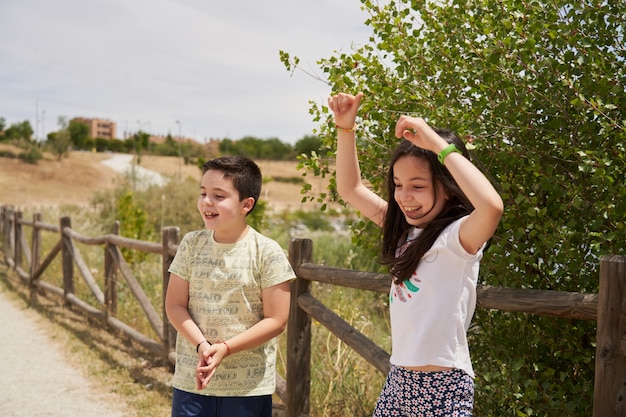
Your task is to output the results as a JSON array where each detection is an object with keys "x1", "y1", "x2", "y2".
[{"x1": 72, "y1": 117, "x2": 117, "y2": 140}]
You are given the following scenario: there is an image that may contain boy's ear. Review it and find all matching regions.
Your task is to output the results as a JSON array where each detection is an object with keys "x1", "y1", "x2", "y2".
[{"x1": 241, "y1": 197, "x2": 255, "y2": 214}]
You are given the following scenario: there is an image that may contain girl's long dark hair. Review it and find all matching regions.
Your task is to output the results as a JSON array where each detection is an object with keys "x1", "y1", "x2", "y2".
[{"x1": 380, "y1": 129, "x2": 473, "y2": 284}]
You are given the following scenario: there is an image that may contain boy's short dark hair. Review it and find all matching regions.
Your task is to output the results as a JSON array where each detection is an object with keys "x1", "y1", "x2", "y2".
[{"x1": 203, "y1": 155, "x2": 262, "y2": 214}]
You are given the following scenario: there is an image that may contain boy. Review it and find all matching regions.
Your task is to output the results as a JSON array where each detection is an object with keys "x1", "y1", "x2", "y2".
[{"x1": 165, "y1": 155, "x2": 295, "y2": 417}]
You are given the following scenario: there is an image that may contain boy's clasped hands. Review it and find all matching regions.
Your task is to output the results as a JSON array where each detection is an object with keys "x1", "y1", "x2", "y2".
[{"x1": 195, "y1": 342, "x2": 229, "y2": 389}]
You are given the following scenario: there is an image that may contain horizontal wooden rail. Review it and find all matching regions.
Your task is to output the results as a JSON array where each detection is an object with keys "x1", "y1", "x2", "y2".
[
  {"x1": 34, "y1": 221, "x2": 59, "y2": 233},
  {"x1": 64, "y1": 227, "x2": 162, "y2": 254},
  {"x1": 297, "y1": 263, "x2": 598, "y2": 321},
  {"x1": 476, "y1": 285, "x2": 598, "y2": 321},
  {"x1": 297, "y1": 263, "x2": 390, "y2": 292}
]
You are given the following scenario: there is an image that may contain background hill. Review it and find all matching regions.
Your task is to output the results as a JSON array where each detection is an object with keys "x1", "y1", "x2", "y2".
[{"x1": 0, "y1": 145, "x2": 329, "y2": 211}]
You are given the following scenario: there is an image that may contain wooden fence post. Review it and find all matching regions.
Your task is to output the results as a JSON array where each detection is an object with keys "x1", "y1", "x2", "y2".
[
  {"x1": 0, "y1": 206, "x2": 4, "y2": 238},
  {"x1": 4, "y1": 207, "x2": 15, "y2": 262},
  {"x1": 105, "y1": 221, "x2": 120, "y2": 321},
  {"x1": 0, "y1": 206, "x2": 6, "y2": 255},
  {"x1": 162, "y1": 226, "x2": 180, "y2": 368},
  {"x1": 594, "y1": 255, "x2": 626, "y2": 417},
  {"x1": 286, "y1": 238, "x2": 313, "y2": 417},
  {"x1": 60, "y1": 216, "x2": 74, "y2": 299},
  {"x1": 29, "y1": 212, "x2": 42, "y2": 301},
  {"x1": 14, "y1": 211, "x2": 23, "y2": 270}
]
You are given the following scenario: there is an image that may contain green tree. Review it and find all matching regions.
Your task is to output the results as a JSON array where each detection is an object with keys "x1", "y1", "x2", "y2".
[
  {"x1": 126, "y1": 131, "x2": 150, "y2": 163},
  {"x1": 283, "y1": 1, "x2": 625, "y2": 415},
  {"x1": 218, "y1": 138, "x2": 236, "y2": 155},
  {"x1": 68, "y1": 119, "x2": 89, "y2": 150},
  {"x1": 218, "y1": 136, "x2": 294, "y2": 160},
  {"x1": 154, "y1": 133, "x2": 179, "y2": 156},
  {"x1": 4, "y1": 120, "x2": 34, "y2": 142},
  {"x1": 115, "y1": 190, "x2": 154, "y2": 263},
  {"x1": 294, "y1": 134, "x2": 327, "y2": 158},
  {"x1": 47, "y1": 117, "x2": 72, "y2": 160}
]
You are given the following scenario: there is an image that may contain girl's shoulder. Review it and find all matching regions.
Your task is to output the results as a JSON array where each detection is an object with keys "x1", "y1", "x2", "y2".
[{"x1": 434, "y1": 215, "x2": 482, "y2": 258}]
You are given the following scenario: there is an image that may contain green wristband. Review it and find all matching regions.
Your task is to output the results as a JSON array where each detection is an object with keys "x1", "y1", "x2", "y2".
[{"x1": 437, "y1": 143, "x2": 462, "y2": 165}]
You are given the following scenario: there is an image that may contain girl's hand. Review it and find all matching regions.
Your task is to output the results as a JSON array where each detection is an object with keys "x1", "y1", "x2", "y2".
[
  {"x1": 328, "y1": 92, "x2": 363, "y2": 130},
  {"x1": 394, "y1": 115, "x2": 448, "y2": 153}
]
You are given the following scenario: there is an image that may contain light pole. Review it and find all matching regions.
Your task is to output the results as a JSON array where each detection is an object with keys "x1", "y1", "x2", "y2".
[
  {"x1": 143, "y1": 121, "x2": 152, "y2": 154},
  {"x1": 41, "y1": 110, "x2": 46, "y2": 142}
]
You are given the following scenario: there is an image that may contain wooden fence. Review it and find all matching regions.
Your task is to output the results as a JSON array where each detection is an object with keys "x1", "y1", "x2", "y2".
[{"x1": 1, "y1": 205, "x2": 624, "y2": 417}]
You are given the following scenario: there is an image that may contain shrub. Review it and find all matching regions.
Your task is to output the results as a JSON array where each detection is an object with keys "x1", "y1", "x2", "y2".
[{"x1": 18, "y1": 146, "x2": 43, "y2": 164}]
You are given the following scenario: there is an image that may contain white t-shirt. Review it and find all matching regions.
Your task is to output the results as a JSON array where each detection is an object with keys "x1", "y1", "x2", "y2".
[
  {"x1": 389, "y1": 216, "x2": 482, "y2": 378},
  {"x1": 168, "y1": 227, "x2": 295, "y2": 396}
]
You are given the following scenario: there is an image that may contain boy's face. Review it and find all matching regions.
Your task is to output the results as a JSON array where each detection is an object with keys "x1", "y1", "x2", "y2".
[{"x1": 197, "y1": 169, "x2": 254, "y2": 243}]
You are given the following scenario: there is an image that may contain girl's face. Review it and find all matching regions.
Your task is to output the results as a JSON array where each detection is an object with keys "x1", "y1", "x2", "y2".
[
  {"x1": 392, "y1": 155, "x2": 448, "y2": 228},
  {"x1": 197, "y1": 169, "x2": 253, "y2": 243}
]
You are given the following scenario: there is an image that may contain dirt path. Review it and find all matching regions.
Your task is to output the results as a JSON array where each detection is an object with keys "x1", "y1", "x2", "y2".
[
  {"x1": 0, "y1": 286, "x2": 127, "y2": 417},
  {"x1": 100, "y1": 153, "x2": 168, "y2": 189}
]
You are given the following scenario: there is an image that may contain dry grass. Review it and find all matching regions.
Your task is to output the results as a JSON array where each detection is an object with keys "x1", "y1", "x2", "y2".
[
  {"x1": 0, "y1": 146, "x2": 331, "y2": 212},
  {"x1": 0, "y1": 146, "x2": 118, "y2": 208}
]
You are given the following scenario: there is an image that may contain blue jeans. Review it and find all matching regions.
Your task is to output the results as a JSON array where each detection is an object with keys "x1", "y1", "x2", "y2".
[{"x1": 171, "y1": 388, "x2": 272, "y2": 417}]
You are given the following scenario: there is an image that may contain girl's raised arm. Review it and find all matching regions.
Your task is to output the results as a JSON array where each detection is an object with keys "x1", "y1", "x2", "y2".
[{"x1": 329, "y1": 92, "x2": 387, "y2": 226}]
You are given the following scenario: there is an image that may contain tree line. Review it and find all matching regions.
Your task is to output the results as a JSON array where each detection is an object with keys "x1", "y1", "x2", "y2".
[{"x1": 0, "y1": 115, "x2": 328, "y2": 164}]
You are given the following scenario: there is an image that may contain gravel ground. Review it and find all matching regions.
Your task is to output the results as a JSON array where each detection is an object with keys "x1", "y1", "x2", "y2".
[{"x1": 0, "y1": 287, "x2": 126, "y2": 417}]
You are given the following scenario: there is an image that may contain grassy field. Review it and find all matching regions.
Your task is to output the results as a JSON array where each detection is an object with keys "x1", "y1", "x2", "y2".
[{"x1": 0, "y1": 145, "x2": 331, "y2": 212}]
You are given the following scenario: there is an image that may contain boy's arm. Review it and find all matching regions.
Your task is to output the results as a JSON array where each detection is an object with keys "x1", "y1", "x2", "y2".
[
  {"x1": 165, "y1": 273, "x2": 207, "y2": 350},
  {"x1": 166, "y1": 273, "x2": 215, "y2": 389},
  {"x1": 218, "y1": 280, "x2": 291, "y2": 355}
]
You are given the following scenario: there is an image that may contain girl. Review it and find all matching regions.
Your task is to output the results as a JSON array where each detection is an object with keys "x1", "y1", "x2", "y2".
[{"x1": 328, "y1": 92, "x2": 503, "y2": 416}]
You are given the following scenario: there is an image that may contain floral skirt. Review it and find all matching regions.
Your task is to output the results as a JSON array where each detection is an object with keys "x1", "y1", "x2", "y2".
[{"x1": 373, "y1": 366, "x2": 474, "y2": 417}]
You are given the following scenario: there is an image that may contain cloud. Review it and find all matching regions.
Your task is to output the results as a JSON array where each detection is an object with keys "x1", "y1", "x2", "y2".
[{"x1": 0, "y1": 0, "x2": 370, "y2": 144}]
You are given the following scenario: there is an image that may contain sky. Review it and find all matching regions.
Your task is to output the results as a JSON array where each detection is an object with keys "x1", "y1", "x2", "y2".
[{"x1": 0, "y1": 0, "x2": 371, "y2": 144}]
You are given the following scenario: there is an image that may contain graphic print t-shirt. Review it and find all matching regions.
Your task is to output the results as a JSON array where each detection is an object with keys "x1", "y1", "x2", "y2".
[
  {"x1": 168, "y1": 227, "x2": 295, "y2": 396},
  {"x1": 389, "y1": 217, "x2": 483, "y2": 378}
]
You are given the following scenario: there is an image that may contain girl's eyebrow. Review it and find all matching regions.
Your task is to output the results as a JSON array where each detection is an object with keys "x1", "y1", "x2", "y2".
[{"x1": 393, "y1": 175, "x2": 428, "y2": 181}]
